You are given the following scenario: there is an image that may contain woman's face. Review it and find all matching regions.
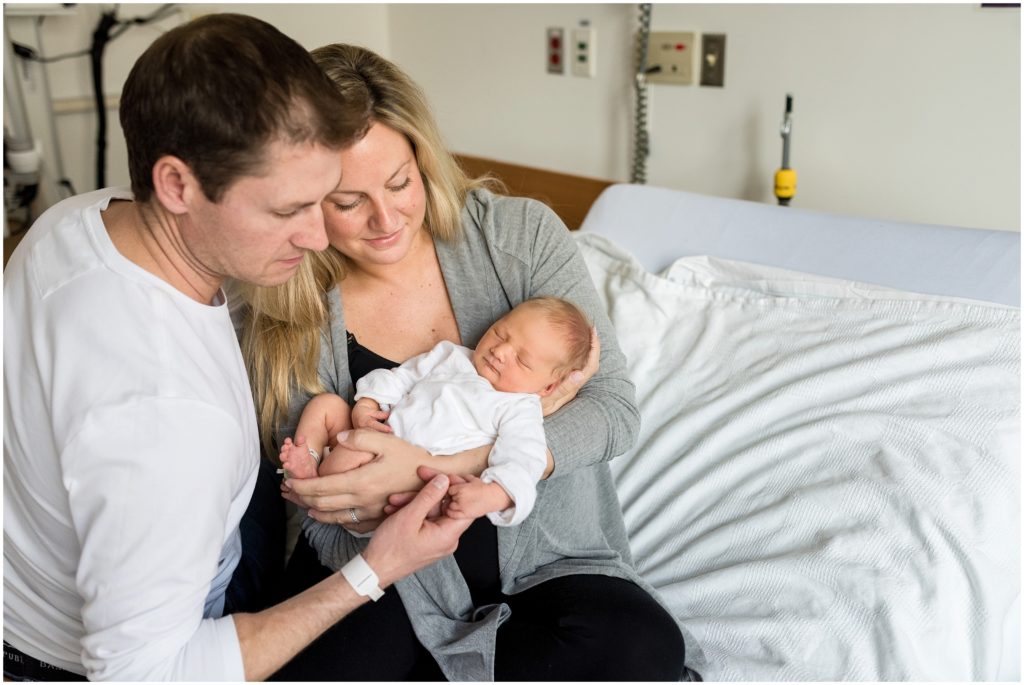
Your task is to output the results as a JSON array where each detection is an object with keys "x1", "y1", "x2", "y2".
[{"x1": 322, "y1": 122, "x2": 427, "y2": 268}]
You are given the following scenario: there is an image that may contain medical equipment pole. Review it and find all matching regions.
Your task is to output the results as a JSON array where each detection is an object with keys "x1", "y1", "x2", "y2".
[{"x1": 774, "y1": 94, "x2": 796, "y2": 206}]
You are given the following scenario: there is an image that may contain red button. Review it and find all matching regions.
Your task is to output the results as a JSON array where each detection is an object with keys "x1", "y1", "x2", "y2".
[
  {"x1": 676, "y1": 43, "x2": 685, "y2": 51},
  {"x1": 551, "y1": 37, "x2": 561, "y2": 49}
]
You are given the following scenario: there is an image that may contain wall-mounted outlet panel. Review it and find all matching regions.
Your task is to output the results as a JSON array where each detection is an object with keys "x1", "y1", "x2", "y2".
[
  {"x1": 571, "y1": 27, "x2": 596, "y2": 78},
  {"x1": 645, "y1": 31, "x2": 694, "y2": 85},
  {"x1": 546, "y1": 27, "x2": 564, "y2": 74},
  {"x1": 700, "y1": 33, "x2": 726, "y2": 87}
]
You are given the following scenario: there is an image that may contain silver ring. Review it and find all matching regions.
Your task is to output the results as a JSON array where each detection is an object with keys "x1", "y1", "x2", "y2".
[{"x1": 348, "y1": 508, "x2": 360, "y2": 524}]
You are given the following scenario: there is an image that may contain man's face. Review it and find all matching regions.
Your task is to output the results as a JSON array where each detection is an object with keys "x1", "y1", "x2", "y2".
[{"x1": 183, "y1": 139, "x2": 341, "y2": 287}]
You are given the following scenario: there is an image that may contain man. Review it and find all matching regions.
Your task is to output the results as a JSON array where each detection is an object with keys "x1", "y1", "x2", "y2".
[{"x1": 3, "y1": 14, "x2": 470, "y2": 681}]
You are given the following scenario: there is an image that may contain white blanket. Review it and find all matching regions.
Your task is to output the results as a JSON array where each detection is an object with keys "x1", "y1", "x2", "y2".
[{"x1": 576, "y1": 233, "x2": 1021, "y2": 681}]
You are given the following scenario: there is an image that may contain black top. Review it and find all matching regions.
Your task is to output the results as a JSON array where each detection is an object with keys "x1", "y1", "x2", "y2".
[{"x1": 346, "y1": 331, "x2": 399, "y2": 384}]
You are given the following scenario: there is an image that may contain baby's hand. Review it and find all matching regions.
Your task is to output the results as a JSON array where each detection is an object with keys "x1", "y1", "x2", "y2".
[
  {"x1": 351, "y1": 398, "x2": 392, "y2": 434},
  {"x1": 445, "y1": 476, "x2": 513, "y2": 520}
]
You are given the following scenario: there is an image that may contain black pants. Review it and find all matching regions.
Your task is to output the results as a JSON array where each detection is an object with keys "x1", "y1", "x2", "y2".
[
  {"x1": 3, "y1": 642, "x2": 87, "y2": 682},
  {"x1": 225, "y1": 456, "x2": 289, "y2": 613},
  {"x1": 266, "y1": 518, "x2": 686, "y2": 681}
]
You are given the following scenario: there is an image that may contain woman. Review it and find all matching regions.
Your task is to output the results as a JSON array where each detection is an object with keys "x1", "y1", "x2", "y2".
[{"x1": 239, "y1": 44, "x2": 688, "y2": 681}]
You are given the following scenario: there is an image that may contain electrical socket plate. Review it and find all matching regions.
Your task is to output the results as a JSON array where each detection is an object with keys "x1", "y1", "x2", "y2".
[
  {"x1": 700, "y1": 33, "x2": 726, "y2": 87},
  {"x1": 645, "y1": 31, "x2": 694, "y2": 85},
  {"x1": 572, "y1": 27, "x2": 596, "y2": 78},
  {"x1": 546, "y1": 27, "x2": 564, "y2": 74}
]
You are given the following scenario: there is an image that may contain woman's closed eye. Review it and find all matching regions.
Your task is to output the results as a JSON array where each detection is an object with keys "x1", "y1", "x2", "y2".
[
  {"x1": 332, "y1": 197, "x2": 361, "y2": 212},
  {"x1": 330, "y1": 179, "x2": 410, "y2": 213},
  {"x1": 388, "y1": 178, "x2": 412, "y2": 193}
]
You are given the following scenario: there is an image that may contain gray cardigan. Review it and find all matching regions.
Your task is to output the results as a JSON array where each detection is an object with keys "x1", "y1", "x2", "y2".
[{"x1": 288, "y1": 189, "x2": 662, "y2": 680}]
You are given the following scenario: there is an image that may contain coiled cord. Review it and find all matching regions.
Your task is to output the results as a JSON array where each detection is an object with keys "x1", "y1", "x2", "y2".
[{"x1": 630, "y1": 3, "x2": 653, "y2": 184}]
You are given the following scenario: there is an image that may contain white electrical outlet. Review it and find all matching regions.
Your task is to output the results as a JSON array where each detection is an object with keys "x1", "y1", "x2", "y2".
[{"x1": 571, "y1": 27, "x2": 596, "y2": 78}]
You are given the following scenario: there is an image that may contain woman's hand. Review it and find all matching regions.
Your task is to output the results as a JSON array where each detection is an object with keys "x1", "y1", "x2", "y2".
[
  {"x1": 540, "y1": 325, "x2": 600, "y2": 417},
  {"x1": 282, "y1": 430, "x2": 431, "y2": 530}
]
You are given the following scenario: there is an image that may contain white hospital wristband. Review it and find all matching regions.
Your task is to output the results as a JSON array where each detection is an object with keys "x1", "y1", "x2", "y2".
[{"x1": 340, "y1": 554, "x2": 384, "y2": 601}]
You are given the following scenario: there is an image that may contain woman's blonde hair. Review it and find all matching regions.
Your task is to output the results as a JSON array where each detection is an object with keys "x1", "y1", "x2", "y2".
[{"x1": 240, "y1": 44, "x2": 502, "y2": 455}]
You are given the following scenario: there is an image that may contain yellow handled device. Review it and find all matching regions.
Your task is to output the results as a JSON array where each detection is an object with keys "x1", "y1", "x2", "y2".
[
  {"x1": 774, "y1": 94, "x2": 796, "y2": 206},
  {"x1": 774, "y1": 168, "x2": 797, "y2": 203}
]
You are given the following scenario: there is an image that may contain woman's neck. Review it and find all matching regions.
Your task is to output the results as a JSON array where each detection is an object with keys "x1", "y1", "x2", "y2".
[
  {"x1": 339, "y1": 226, "x2": 460, "y2": 359},
  {"x1": 105, "y1": 201, "x2": 222, "y2": 305}
]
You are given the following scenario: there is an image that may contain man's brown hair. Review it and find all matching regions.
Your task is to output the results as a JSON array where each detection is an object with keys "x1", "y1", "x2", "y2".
[{"x1": 120, "y1": 13, "x2": 370, "y2": 203}]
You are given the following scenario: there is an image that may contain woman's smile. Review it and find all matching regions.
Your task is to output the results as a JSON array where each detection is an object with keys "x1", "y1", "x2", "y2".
[{"x1": 364, "y1": 227, "x2": 404, "y2": 250}]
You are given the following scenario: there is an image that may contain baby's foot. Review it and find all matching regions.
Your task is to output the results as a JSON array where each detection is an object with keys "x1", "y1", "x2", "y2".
[{"x1": 278, "y1": 436, "x2": 319, "y2": 479}]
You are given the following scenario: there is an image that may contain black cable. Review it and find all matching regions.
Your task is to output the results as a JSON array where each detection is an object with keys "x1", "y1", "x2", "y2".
[
  {"x1": 6, "y1": 4, "x2": 174, "y2": 210},
  {"x1": 90, "y1": 10, "x2": 118, "y2": 189},
  {"x1": 10, "y1": 4, "x2": 178, "y2": 63},
  {"x1": 14, "y1": 4, "x2": 177, "y2": 190}
]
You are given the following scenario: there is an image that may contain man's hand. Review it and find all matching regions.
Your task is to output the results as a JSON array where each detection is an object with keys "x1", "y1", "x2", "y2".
[
  {"x1": 383, "y1": 465, "x2": 470, "y2": 516},
  {"x1": 362, "y1": 473, "x2": 473, "y2": 587},
  {"x1": 540, "y1": 325, "x2": 600, "y2": 417}
]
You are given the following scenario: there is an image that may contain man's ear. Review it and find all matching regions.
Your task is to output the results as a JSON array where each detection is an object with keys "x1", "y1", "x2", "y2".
[{"x1": 151, "y1": 155, "x2": 199, "y2": 215}]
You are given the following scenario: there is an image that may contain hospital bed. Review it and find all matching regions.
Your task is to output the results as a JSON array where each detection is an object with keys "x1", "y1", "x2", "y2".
[
  {"x1": 571, "y1": 183, "x2": 1020, "y2": 681},
  {"x1": 458, "y1": 150, "x2": 1020, "y2": 680}
]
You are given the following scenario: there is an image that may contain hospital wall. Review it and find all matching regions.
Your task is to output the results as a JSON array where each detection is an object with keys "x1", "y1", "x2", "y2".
[{"x1": 5, "y1": 3, "x2": 1019, "y2": 232}]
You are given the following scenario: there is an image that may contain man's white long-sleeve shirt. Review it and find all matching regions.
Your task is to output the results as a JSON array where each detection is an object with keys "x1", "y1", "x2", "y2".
[{"x1": 3, "y1": 188, "x2": 257, "y2": 680}]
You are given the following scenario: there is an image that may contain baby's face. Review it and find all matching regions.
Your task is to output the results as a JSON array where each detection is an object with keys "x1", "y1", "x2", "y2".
[{"x1": 473, "y1": 307, "x2": 566, "y2": 395}]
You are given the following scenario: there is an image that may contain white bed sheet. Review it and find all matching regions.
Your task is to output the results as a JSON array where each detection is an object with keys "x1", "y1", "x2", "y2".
[{"x1": 577, "y1": 232, "x2": 1020, "y2": 681}]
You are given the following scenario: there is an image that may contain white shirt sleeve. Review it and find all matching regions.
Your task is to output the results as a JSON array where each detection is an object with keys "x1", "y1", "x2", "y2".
[
  {"x1": 65, "y1": 397, "x2": 247, "y2": 681},
  {"x1": 481, "y1": 395, "x2": 547, "y2": 527}
]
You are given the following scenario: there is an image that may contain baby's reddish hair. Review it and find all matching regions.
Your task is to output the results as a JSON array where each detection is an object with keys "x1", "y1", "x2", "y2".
[{"x1": 517, "y1": 297, "x2": 592, "y2": 377}]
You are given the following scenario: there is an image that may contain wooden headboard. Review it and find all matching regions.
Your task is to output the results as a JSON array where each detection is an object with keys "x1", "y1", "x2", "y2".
[{"x1": 453, "y1": 154, "x2": 614, "y2": 230}]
